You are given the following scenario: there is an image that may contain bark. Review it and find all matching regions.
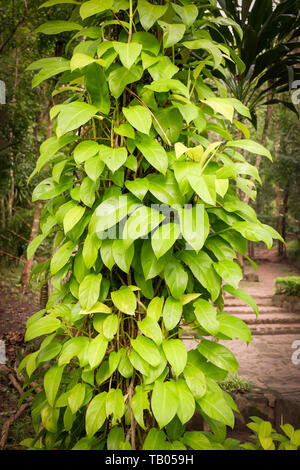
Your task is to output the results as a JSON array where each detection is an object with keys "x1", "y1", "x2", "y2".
[
  {"x1": 7, "y1": 43, "x2": 19, "y2": 221},
  {"x1": 280, "y1": 185, "x2": 290, "y2": 259}
]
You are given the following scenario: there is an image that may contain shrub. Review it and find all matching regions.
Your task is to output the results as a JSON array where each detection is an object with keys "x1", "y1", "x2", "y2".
[
  {"x1": 275, "y1": 276, "x2": 300, "y2": 297},
  {"x1": 241, "y1": 418, "x2": 300, "y2": 451}
]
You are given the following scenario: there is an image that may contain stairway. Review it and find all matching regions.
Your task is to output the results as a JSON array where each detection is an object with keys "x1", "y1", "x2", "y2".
[{"x1": 224, "y1": 294, "x2": 300, "y2": 336}]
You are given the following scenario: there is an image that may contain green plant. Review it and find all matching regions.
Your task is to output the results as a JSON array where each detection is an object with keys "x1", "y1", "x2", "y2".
[
  {"x1": 287, "y1": 240, "x2": 300, "y2": 262},
  {"x1": 275, "y1": 276, "x2": 300, "y2": 297},
  {"x1": 18, "y1": 0, "x2": 283, "y2": 451},
  {"x1": 241, "y1": 417, "x2": 300, "y2": 450},
  {"x1": 218, "y1": 372, "x2": 252, "y2": 393}
]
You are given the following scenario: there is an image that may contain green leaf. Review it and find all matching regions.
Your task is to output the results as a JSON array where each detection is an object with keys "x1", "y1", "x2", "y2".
[
  {"x1": 151, "y1": 222, "x2": 180, "y2": 259},
  {"x1": 158, "y1": 21, "x2": 186, "y2": 48},
  {"x1": 87, "y1": 334, "x2": 108, "y2": 368},
  {"x1": 131, "y1": 335, "x2": 161, "y2": 367},
  {"x1": 107, "y1": 427, "x2": 125, "y2": 451},
  {"x1": 218, "y1": 314, "x2": 251, "y2": 343},
  {"x1": 113, "y1": 42, "x2": 142, "y2": 69},
  {"x1": 136, "y1": 134, "x2": 168, "y2": 174},
  {"x1": 118, "y1": 349, "x2": 134, "y2": 378},
  {"x1": 80, "y1": 0, "x2": 114, "y2": 19},
  {"x1": 180, "y1": 250, "x2": 221, "y2": 302},
  {"x1": 115, "y1": 123, "x2": 135, "y2": 139},
  {"x1": 74, "y1": 140, "x2": 99, "y2": 164},
  {"x1": 146, "y1": 79, "x2": 189, "y2": 99},
  {"x1": 123, "y1": 105, "x2": 152, "y2": 135},
  {"x1": 86, "y1": 63, "x2": 110, "y2": 115},
  {"x1": 41, "y1": 406, "x2": 60, "y2": 433},
  {"x1": 137, "y1": 0, "x2": 168, "y2": 31},
  {"x1": 129, "y1": 349, "x2": 150, "y2": 376},
  {"x1": 27, "y1": 234, "x2": 47, "y2": 260},
  {"x1": 44, "y1": 365, "x2": 65, "y2": 407},
  {"x1": 63, "y1": 205, "x2": 85, "y2": 233},
  {"x1": 181, "y1": 431, "x2": 212, "y2": 450},
  {"x1": 100, "y1": 239, "x2": 115, "y2": 270},
  {"x1": 35, "y1": 21, "x2": 82, "y2": 35},
  {"x1": 32, "y1": 177, "x2": 72, "y2": 202},
  {"x1": 103, "y1": 315, "x2": 119, "y2": 340},
  {"x1": 29, "y1": 57, "x2": 71, "y2": 88},
  {"x1": 162, "y1": 339, "x2": 187, "y2": 376},
  {"x1": 178, "y1": 205, "x2": 208, "y2": 252},
  {"x1": 172, "y1": 3, "x2": 198, "y2": 25},
  {"x1": 197, "y1": 339, "x2": 238, "y2": 372},
  {"x1": 111, "y1": 286, "x2": 136, "y2": 315},
  {"x1": 91, "y1": 194, "x2": 140, "y2": 233},
  {"x1": 109, "y1": 65, "x2": 143, "y2": 99},
  {"x1": 58, "y1": 337, "x2": 89, "y2": 366},
  {"x1": 125, "y1": 178, "x2": 149, "y2": 201},
  {"x1": 193, "y1": 298, "x2": 220, "y2": 336},
  {"x1": 147, "y1": 296, "x2": 164, "y2": 322},
  {"x1": 141, "y1": 240, "x2": 166, "y2": 280},
  {"x1": 175, "y1": 379, "x2": 195, "y2": 424},
  {"x1": 106, "y1": 389, "x2": 124, "y2": 425},
  {"x1": 25, "y1": 316, "x2": 61, "y2": 342},
  {"x1": 138, "y1": 317, "x2": 163, "y2": 345},
  {"x1": 223, "y1": 285, "x2": 259, "y2": 319},
  {"x1": 151, "y1": 380, "x2": 178, "y2": 428},
  {"x1": 183, "y1": 363, "x2": 206, "y2": 399},
  {"x1": 132, "y1": 386, "x2": 150, "y2": 430},
  {"x1": 213, "y1": 260, "x2": 242, "y2": 289},
  {"x1": 164, "y1": 259, "x2": 188, "y2": 299},
  {"x1": 40, "y1": 0, "x2": 80, "y2": 6},
  {"x1": 55, "y1": 102, "x2": 98, "y2": 136},
  {"x1": 82, "y1": 233, "x2": 101, "y2": 269},
  {"x1": 163, "y1": 297, "x2": 182, "y2": 331},
  {"x1": 80, "y1": 177, "x2": 98, "y2": 206},
  {"x1": 85, "y1": 392, "x2": 107, "y2": 438},
  {"x1": 70, "y1": 53, "x2": 99, "y2": 71},
  {"x1": 197, "y1": 392, "x2": 234, "y2": 428},
  {"x1": 99, "y1": 145, "x2": 128, "y2": 173},
  {"x1": 112, "y1": 239, "x2": 134, "y2": 273},
  {"x1": 142, "y1": 428, "x2": 168, "y2": 450},
  {"x1": 122, "y1": 205, "x2": 163, "y2": 248},
  {"x1": 203, "y1": 97, "x2": 234, "y2": 121},
  {"x1": 226, "y1": 139, "x2": 272, "y2": 161},
  {"x1": 68, "y1": 383, "x2": 86, "y2": 414},
  {"x1": 79, "y1": 273, "x2": 102, "y2": 310},
  {"x1": 188, "y1": 174, "x2": 216, "y2": 205},
  {"x1": 183, "y1": 40, "x2": 223, "y2": 69}
]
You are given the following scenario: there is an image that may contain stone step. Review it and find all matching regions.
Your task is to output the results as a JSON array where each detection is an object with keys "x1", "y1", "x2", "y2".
[
  {"x1": 250, "y1": 324, "x2": 300, "y2": 335},
  {"x1": 231, "y1": 313, "x2": 300, "y2": 325},
  {"x1": 224, "y1": 305, "x2": 285, "y2": 315},
  {"x1": 224, "y1": 297, "x2": 273, "y2": 307}
]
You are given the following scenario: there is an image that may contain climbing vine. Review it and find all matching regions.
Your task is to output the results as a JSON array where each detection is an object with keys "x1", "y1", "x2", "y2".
[{"x1": 19, "y1": 0, "x2": 282, "y2": 450}]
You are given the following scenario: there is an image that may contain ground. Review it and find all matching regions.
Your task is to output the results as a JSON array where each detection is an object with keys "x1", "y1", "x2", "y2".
[{"x1": 0, "y1": 244, "x2": 300, "y2": 449}]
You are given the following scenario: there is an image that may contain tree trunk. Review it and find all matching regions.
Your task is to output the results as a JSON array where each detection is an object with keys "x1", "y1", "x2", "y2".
[
  {"x1": 20, "y1": 200, "x2": 43, "y2": 291},
  {"x1": 280, "y1": 185, "x2": 290, "y2": 259},
  {"x1": 8, "y1": 43, "x2": 19, "y2": 221}
]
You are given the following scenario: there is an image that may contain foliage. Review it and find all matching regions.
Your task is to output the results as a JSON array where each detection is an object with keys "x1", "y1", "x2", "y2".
[
  {"x1": 275, "y1": 276, "x2": 300, "y2": 297},
  {"x1": 287, "y1": 240, "x2": 300, "y2": 263},
  {"x1": 241, "y1": 417, "x2": 300, "y2": 451},
  {"x1": 214, "y1": 0, "x2": 300, "y2": 123},
  {"x1": 18, "y1": 0, "x2": 284, "y2": 451},
  {"x1": 218, "y1": 372, "x2": 252, "y2": 393}
]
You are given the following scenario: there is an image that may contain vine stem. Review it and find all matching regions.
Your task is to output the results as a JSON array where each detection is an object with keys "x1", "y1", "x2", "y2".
[{"x1": 128, "y1": 0, "x2": 133, "y2": 43}]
